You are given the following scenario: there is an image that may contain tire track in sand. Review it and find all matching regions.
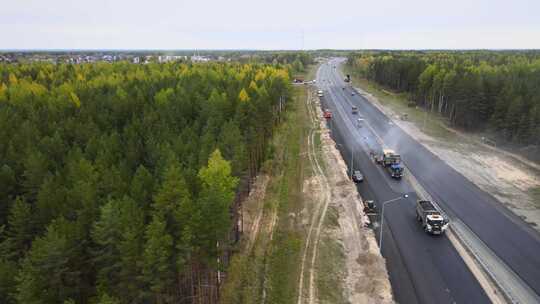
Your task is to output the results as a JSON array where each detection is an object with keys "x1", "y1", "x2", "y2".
[{"x1": 297, "y1": 87, "x2": 332, "y2": 304}]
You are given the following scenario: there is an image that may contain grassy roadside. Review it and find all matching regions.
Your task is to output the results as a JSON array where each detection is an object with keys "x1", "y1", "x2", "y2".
[
  {"x1": 221, "y1": 65, "x2": 311, "y2": 304},
  {"x1": 343, "y1": 65, "x2": 458, "y2": 141},
  {"x1": 316, "y1": 206, "x2": 347, "y2": 304},
  {"x1": 265, "y1": 79, "x2": 308, "y2": 303}
]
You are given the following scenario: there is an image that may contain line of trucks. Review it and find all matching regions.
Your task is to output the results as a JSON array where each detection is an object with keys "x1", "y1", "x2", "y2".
[
  {"x1": 315, "y1": 88, "x2": 448, "y2": 235},
  {"x1": 374, "y1": 148, "x2": 404, "y2": 179},
  {"x1": 363, "y1": 199, "x2": 449, "y2": 235},
  {"x1": 370, "y1": 148, "x2": 449, "y2": 234}
]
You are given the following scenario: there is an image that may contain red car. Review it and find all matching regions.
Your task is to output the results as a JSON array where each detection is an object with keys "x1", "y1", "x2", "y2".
[{"x1": 323, "y1": 109, "x2": 332, "y2": 119}]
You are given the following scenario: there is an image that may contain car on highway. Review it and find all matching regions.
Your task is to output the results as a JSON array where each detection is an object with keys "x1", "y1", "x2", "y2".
[
  {"x1": 323, "y1": 109, "x2": 332, "y2": 119},
  {"x1": 352, "y1": 106, "x2": 358, "y2": 114},
  {"x1": 352, "y1": 170, "x2": 364, "y2": 183},
  {"x1": 351, "y1": 92, "x2": 355, "y2": 96}
]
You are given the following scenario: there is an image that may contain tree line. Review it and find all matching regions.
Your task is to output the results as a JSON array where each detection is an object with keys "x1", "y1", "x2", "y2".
[
  {"x1": 240, "y1": 52, "x2": 313, "y2": 73},
  {"x1": 347, "y1": 51, "x2": 540, "y2": 144},
  {"x1": 0, "y1": 61, "x2": 292, "y2": 303}
]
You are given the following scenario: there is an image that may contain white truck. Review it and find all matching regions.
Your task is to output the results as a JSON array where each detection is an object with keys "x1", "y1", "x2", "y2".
[{"x1": 416, "y1": 200, "x2": 449, "y2": 235}]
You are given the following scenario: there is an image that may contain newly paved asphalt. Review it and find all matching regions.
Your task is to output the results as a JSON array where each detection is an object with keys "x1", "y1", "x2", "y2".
[{"x1": 315, "y1": 59, "x2": 540, "y2": 303}]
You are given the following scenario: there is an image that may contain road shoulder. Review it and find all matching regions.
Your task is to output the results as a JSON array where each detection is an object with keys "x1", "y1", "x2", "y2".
[{"x1": 308, "y1": 86, "x2": 393, "y2": 303}]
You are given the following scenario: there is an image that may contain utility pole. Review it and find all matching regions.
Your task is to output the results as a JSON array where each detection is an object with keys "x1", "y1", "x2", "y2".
[{"x1": 379, "y1": 194, "x2": 409, "y2": 251}]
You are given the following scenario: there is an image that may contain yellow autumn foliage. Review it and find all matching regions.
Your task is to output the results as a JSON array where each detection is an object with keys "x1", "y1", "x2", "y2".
[
  {"x1": 70, "y1": 92, "x2": 81, "y2": 108},
  {"x1": 238, "y1": 88, "x2": 250, "y2": 103},
  {"x1": 249, "y1": 80, "x2": 258, "y2": 91}
]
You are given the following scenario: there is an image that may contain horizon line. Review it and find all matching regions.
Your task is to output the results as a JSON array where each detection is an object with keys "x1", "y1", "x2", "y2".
[{"x1": 2, "y1": 48, "x2": 540, "y2": 52}]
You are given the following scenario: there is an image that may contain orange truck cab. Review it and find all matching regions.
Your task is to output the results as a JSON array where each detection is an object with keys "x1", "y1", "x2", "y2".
[{"x1": 323, "y1": 109, "x2": 332, "y2": 119}]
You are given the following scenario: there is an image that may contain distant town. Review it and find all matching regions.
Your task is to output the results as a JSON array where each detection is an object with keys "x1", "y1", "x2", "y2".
[{"x1": 0, "y1": 51, "x2": 231, "y2": 64}]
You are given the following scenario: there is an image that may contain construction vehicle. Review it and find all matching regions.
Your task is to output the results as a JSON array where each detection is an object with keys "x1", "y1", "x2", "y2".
[
  {"x1": 387, "y1": 163, "x2": 404, "y2": 178},
  {"x1": 383, "y1": 149, "x2": 401, "y2": 166},
  {"x1": 416, "y1": 200, "x2": 449, "y2": 235},
  {"x1": 376, "y1": 149, "x2": 404, "y2": 178},
  {"x1": 323, "y1": 109, "x2": 332, "y2": 119},
  {"x1": 363, "y1": 200, "x2": 377, "y2": 214},
  {"x1": 352, "y1": 170, "x2": 364, "y2": 183}
]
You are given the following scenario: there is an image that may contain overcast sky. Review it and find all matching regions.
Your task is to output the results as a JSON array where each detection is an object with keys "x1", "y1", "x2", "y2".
[{"x1": 2, "y1": 0, "x2": 540, "y2": 50}]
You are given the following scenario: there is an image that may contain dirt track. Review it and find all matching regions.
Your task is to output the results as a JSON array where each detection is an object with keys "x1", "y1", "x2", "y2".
[
  {"x1": 244, "y1": 175, "x2": 270, "y2": 252},
  {"x1": 297, "y1": 88, "x2": 393, "y2": 304},
  {"x1": 296, "y1": 88, "x2": 332, "y2": 304}
]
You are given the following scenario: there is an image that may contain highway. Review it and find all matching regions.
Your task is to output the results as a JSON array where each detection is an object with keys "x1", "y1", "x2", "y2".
[{"x1": 316, "y1": 59, "x2": 540, "y2": 303}]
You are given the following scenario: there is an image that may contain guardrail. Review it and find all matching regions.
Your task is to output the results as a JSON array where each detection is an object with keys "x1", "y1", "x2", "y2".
[{"x1": 450, "y1": 220, "x2": 515, "y2": 303}]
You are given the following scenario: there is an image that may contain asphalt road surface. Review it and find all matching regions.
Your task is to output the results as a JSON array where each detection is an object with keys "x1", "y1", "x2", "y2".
[{"x1": 315, "y1": 59, "x2": 539, "y2": 303}]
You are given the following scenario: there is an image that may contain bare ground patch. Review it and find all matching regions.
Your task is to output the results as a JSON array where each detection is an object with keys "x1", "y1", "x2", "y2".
[{"x1": 243, "y1": 175, "x2": 271, "y2": 251}]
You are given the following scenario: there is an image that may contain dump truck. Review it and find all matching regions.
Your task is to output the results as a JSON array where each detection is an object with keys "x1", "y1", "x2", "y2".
[
  {"x1": 387, "y1": 162, "x2": 404, "y2": 178},
  {"x1": 381, "y1": 149, "x2": 401, "y2": 166},
  {"x1": 416, "y1": 200, "x2": 449, "y2": 235},
  {"x1": 375, "y1": 149, "x2": 404, "y2": 178}
]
